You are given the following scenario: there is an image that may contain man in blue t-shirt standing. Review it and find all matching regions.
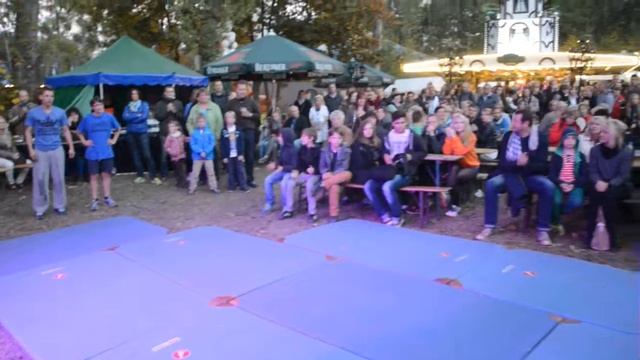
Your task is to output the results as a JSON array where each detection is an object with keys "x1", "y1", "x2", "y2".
[
  {"x1": 77, "y1": 97, "x2": 121, "y2": 212},
  {"x1": 25, "y1": 86, "x2": 75, "y2": 219}
]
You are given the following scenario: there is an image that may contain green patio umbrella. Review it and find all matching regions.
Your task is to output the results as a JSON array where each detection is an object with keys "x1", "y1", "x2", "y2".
[
  {"x1": 315, "y1": 63, "x2": 395, "y2": 88},
  {"x1": 203, "y1": 35, "x2": 346, "y2": 80}
]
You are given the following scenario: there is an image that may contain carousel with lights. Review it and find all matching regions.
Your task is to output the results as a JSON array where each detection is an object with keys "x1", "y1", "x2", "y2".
[{"x1": 403, "y1": 0, "x2": 640, "y2": 84}]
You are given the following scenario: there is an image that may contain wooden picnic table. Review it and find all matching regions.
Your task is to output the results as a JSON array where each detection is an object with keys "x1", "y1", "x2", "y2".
[
  {"x1": 424, "y1": 154, "x2": 462, "y2": 216},
  {"x1": 475, "y1": 148, "x2": 498, "y2": 155}
]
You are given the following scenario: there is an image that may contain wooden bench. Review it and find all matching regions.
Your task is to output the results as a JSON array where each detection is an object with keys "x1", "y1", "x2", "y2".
[
  {"x1": 0, "y1": 162, "x2": 32, "y2": 174},
  {"x1": 344, "y1": 182, "x2": 451, "y2": 227}
]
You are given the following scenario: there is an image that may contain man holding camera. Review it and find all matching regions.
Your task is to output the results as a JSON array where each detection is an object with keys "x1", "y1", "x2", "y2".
[{"x1": 364, "y1": 111, "x2": 426, "y2": 227}]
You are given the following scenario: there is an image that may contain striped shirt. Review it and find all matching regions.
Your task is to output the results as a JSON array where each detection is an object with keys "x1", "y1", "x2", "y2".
[{"x1": 559, "y1": 153, "x2": 575, "y2": 183}]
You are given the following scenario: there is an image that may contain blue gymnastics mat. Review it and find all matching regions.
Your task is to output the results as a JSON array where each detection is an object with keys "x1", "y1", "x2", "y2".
[
  {"x1": 0, "y1": 251, "x2": 207, "y2": 360},
  {"x1": 95, "y1": 307, "x2": 364, "y2": 360},
  {"x1": 288, "y1": 220, "x2": 640, "y2": 334},
  {"x1": 115, "y1": 226, "x2": 326, "y2": 298},
  {"x1": 527, "y1": 322, "x2": 639, "y2": 360},
  {"x1": 0, "y1": 216, "x2": 167, "y2": 276},
  {"x1": 459, "y1": 249, "x2": 640, "y2": 334},
  {"x1": 239, "y1": 262, "x2": 556, "y2": 360},
  {"x1": 286, "y1": 219, "x2": 506, "y2": 280}
]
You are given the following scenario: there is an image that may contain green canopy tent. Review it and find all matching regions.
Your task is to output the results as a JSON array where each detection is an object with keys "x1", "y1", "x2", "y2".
[
  {"x1": 45, "y1": 36, "x2": 208, "y2": 111},
  {"x1": 315, "y1": 63, "x2": 395, "y2": 88},
  {"x1": 203, "y1": 35, "x2": 346, "y2": 80}
]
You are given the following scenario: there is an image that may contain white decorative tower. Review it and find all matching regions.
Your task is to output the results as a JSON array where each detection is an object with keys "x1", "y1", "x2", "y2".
[{"x1": 485, "y1": 0, "x2": 559, "y2": 55}]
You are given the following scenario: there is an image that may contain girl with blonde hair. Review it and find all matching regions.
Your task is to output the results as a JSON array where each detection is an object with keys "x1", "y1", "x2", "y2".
[{"x1": 442, "y1": 114, "x2": 480, "y2": 217}]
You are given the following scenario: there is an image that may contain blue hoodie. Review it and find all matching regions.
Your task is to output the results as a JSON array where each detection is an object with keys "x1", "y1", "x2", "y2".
[
  {"x1": 190, "y1": 126, "x2": 215, "y2": 160},
  {"x1": 122, "y1": 101, "x2": 150, "y2": 134}
]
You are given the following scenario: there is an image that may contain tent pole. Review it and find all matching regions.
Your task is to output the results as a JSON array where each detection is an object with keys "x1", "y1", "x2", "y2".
[
  {"x1": 99, "y1": 83, "x2": 104, "y2": 100},
  {"x1": 272, "y1": 79, "x2": 277, "y2": 111}
]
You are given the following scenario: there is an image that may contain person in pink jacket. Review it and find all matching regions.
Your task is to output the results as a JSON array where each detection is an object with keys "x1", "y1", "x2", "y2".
[{"x1": 163, "y1": 120, "x2": 188, "y2": 188}]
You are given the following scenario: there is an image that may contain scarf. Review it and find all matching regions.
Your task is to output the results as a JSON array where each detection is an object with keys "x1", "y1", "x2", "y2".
[
  {"x1": 506, "y1": 133, "x2": 522, "y2": 162},
  {"x1": 129, "y1": 100, "x2": 142, "y2": 112}
]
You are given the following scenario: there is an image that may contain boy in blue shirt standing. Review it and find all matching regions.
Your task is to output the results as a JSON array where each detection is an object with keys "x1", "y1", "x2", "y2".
[
  {"x1": 25, "y1": 86, "x2": 75, "y2": 219},
  {"x1": 77, "y1": 97, "x2": 121, "y2": 211},
  {"x1": 188, "y1": 115, "x2": 220, "y2": 194}
]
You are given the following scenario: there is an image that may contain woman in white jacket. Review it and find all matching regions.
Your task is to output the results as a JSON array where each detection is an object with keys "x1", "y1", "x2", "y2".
[{"x1": 308, "y1": 95, "x2": 329, "y2": 144}]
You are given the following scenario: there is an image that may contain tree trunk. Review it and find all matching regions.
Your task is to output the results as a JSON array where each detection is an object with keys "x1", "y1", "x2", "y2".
[{"x1": 12, "y1": 0, "x2": 39, "y2": 91}]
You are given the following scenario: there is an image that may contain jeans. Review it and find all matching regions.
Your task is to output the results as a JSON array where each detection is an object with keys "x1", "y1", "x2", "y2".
[
  {"x1": 552, "y1": 187, "x2": 584, "y2": 225},
  {"x1": 281, "y1": 173, "x2": 320, "y2": 214},
  {"x1": 264, "y1": 170, "x2": 286, "y2": 206},
  {"x1": 126, "y1": 132, "x2": 157, "y2": 178},
  {"x1": 66, "y1": 145, "x2": 86, "y2": 180},
  {"x1": 227, "y1": 157, "x2": 247, "y2": 190},
  {"x1": 483, "y1": 174, "x2": 554, "y2": 231},
  {"x1": 365, "y1": 174, "x2": 411, "y2": 220},
  {"x1": 242, "y1": 128, "x2": 257, "y2": 184}
]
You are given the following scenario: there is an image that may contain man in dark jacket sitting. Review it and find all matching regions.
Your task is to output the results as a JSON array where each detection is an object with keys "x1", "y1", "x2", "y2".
[
  {"x1": 476, "y1": 110, "x2": 555, "y2": 245},
  {"x1": 283, "y1": 105, "x2": 311, "y2": 139}
]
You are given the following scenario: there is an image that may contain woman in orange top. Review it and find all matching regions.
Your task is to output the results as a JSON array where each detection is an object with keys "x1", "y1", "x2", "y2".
[{"x1": 442, "y1": 114, "x2": 480, "y2": 217}]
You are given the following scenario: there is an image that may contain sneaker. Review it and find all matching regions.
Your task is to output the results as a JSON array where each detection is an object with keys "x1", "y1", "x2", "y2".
[
  {"x1": 248, "y1": 182, "x2": 258, "y2": 188},
  {"x1": 134, "y1": 177, "x2": 146, "y2": 184},
  {"x1": 279, "y1": 211, "x2": 294, "y2": 220},
  {"x1": 388, "y1": 218, "x2": 405, "y2": 227},
  {"x1": 35, "y1": 213, "x2": 44, "y2": 220},
  {"x1": 151, "y1": 177, "x2": 163, "y2": 185},
  {"x1": 475, "y1": 228, "x2": 493, "y2": 241},
  {"x1": 445, "y1": 209, "x2": 459, "y2": 218},
  {"x1": 227, "y1": 189, "x2": 236, "y2": 193},
  {"x1": 327, "y1": 216, "x2": 340, "y2": 223},
  {"x1": 308, "y1": 214, "x2": 319, "y2": 223},
  {"x1": 474, "y1": 189, "x2": 484, "y2": 198},
  {"x1": 552, "y1": 225, "x2": 565, "y2": 236},
  {"x1": 210, "y1": 188, "x2": 221, "y2": 194},
  {"x1": 380, "y1": 214, "x2": 392, "y2": 225},
  {"x1": 104, "y1": 197, "x2": 118, "y2": 208},
  {"x1": 6, "y1": 183, "x2": 17, "y2": 190},
  {"x1": 404, "y1": 205, "x2": 420, "y2": 215},
  {"x1": 240, "y1": 187, "x2": 251, "y2": 193},
  {"x1": 90, "y1": 199, "x2": 99, "y2": 212},
  {"x1": 54, "y1": 208, "x2": 67, "y2": 216},
  {"x1": 262, "y1": 204, "x2": 273, "y2": 213},
  {"x1": 537, "y1": 231, "x2": 552, "y2": 246}
]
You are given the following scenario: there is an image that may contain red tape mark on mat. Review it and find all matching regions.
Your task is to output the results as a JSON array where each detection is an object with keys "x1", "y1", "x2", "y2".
[
  {"x1": 523, "y1": 271, "x2": 536, "y2": 278},
  {"x1": 439, "y1": 252, "x2": 450, "y2": 258},
  {"x1": 103, "y1": 245, "x2": 119, "y2": 252},
  {"x1": 325, "y1": 255, "x2": 339, "y2": 262},
  {"x1": 549, "y1": 314, "x2": 581, "y2": 324},
  {"x1": 172, "y1": 349, "x2": 191, "y2": 359},
  {"x1": 209, "y1": 296, "x2": 239, "y2": 307},
  {"x1": 52, "y1": 273, "x2": 66, "y2": 280},
  {"x1": 434, "y1": 278, "x2": 463, "y2": 289}
]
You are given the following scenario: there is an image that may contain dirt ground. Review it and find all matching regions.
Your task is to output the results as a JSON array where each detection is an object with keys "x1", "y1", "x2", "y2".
[
  {"x1": 1, "y1": 166, "x2": 639, "y2": 271},
  {"x1": 0, "y1": 166, "x2": 638, "y2": 359}
]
